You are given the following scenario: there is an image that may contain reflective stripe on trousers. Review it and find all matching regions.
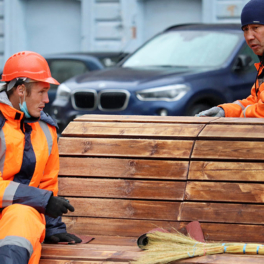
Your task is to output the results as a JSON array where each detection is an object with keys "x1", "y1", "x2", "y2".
[
  {"x1": 0, "y1": 204, "x2": 46, "y2": 264},
  {"x1": 2, "y1": 181, "x2": 19, "y2": 207}
]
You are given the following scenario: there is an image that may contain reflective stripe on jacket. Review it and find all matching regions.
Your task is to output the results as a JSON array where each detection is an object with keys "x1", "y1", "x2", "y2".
[
  {"x1": 0, "y1": 91, "x2": 66, "y2": 235},
  {"x1": 219, "y1": 62, "x2": 264, "y2": 117}
]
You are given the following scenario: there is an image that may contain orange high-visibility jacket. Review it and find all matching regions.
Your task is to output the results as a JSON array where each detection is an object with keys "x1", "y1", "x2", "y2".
[
  {"x1": 219, "y1": 62, "x2": 264, "y2": 117},
  {"x1": 0, "y1": 91, "x2": 66, "y2": 236}
]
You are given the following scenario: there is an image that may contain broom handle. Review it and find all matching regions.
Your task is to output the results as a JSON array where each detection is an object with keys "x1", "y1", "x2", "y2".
[{"x1": 222, "y1": 243, "x2": 264, "y2": 255}]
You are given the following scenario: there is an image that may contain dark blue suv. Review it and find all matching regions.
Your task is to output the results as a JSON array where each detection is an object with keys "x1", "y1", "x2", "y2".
[{"x1": 51, "y1": 24, "x2": 258, "y2": 133}]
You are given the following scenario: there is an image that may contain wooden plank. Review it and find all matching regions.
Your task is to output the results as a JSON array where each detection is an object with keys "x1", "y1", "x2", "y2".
[
  {"x1": 40, "y1": 261, "x2": 129, "y2": 264},
  {"x1": 177, "y1": 254, "x2": 264, "y2": 263},
  {"x1": 200, "y1": 223, "x2": 264, "y2": 243},
  {"x1": 88, "y1": 236, "x2": 137, "y2": 246},
  {"x1": 40, "y1": 254, "x2": 264, "y2": 264},
  {"x1": 185, "y1": 182, "x2": 264, "y2": 203},
  {"x1": 211, "y1": 117, "x2": 264, "y2": 125},
  {"x1": 63, "y1": 217, "x2": 264, "y2": 243},
  {"x1": 59, "y1": 138, "x2": 193, "y2": 159},
  {"x1": 188, "y1": 161, "x2": 264, "y2": 182},
  {"x1": 192, "y1": 141, "x2": 264, "y2": 160},
  {"x1": 45, "y1": 235, "x2": 136, "y2": 247},
  {"x1": 62, "y1": 217, "x2": 182, "y2": 237},
  {"x1": 40, "y1": 246, "x2": 264, "y2": 264},
  {"x1": 42, "y1": 243, "x2": 138, "y2": 252},
  {"x1": 59, "y1": 178, "x2": 186, "y2": 200},
  {"x1": 199, "y1": 124, "x2": 264, "y2": 139},
  {"x1": 180, "y1": 202, "x2": 264, "y2": 224},
  {"x1": 74, "y1": 114, "x2": 219, "y2": 124},
  {"x1": 66, "y1": 198, "x2": 181, "y2": 220},
  {"x1": 63, "y1": 122, "x2": 205, "y2": 138},
  {"x1": 41, "y1": 246, "x2": 141, "y2": 261},
  {"x1": 59, "y1": 157, "x2": 188, "y2": 180}
]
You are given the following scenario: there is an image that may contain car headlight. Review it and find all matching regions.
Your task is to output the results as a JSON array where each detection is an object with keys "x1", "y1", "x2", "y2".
[
  {"x1": 56, "y1": 83, "x2": 71, "y2": 101},
  {"x1": 136, "y1": 84, "x2": 190, "y2": 102}
]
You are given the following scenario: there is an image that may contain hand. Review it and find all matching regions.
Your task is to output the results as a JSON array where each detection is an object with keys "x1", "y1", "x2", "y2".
[
  {"x1": 45, "y1": 232, "x2": 82, "y2": 244},
  {"x1": 45, "y1": 196, "x2": 74, "y2": 218},
  {"x1": 195, "y1": 106, "x2": 225, "y2": 117}
]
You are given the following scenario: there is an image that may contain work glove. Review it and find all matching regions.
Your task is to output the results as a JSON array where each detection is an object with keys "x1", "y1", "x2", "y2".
[
  {"x1": 45, "y1": 196, "x2": 74, "y2": 218},
  {"x1": 45, "y1": 232, "x2": 82, "y2": 244},
  {"x1": 195, "y1": 106, "x2": 225, "y2": 117}
]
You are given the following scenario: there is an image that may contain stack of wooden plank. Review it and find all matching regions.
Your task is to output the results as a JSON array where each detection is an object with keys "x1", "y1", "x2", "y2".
[{"x1": 40, "y1": 115, "x2": 264, "y2": 263}]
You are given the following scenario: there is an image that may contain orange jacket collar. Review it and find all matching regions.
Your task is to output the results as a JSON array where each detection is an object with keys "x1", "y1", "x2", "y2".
[{"x1": 255, "y1": 62, "x2": 264, "y2": 75}]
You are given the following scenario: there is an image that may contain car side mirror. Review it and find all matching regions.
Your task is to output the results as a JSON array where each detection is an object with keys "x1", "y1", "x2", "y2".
[{"x1": 233, "y1": 54, "x2": 253, "y2": 71}]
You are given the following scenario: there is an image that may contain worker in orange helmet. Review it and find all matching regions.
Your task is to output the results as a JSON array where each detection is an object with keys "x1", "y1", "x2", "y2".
[
  {"x1": 196, "y1": 0, "x2": 264, "y2": 118},
  {"x1": 0, "y1": 51, "x2": 81, "y2": 264}
]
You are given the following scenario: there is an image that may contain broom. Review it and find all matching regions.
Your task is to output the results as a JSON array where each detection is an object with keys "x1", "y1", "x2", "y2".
[{"x1": 132, "y1": 230, "x2": 264, "y2": 264}]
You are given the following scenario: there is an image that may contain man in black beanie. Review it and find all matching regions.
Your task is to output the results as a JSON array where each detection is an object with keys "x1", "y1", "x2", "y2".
[{"x1": 197, "y1": 0, "x2": 264, "y2": 118}]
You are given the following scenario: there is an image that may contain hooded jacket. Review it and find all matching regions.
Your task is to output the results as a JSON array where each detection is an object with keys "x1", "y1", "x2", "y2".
[
  {"x1": 0, "y1": 91, "x2": 66, "y2": 236},
  {"x1": 219, "y1": 62, "x2": 264, "y2": 117}
]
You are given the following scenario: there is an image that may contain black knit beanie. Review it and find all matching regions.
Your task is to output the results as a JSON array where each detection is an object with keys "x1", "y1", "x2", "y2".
[{"x1": 241, "y1": 0, "x2": 264, "y2": 28}]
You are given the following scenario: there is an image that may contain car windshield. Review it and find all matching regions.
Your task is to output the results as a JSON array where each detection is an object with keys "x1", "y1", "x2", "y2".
[{"x1": 123, "y1": 30, "x2": 242, "y2": 68}]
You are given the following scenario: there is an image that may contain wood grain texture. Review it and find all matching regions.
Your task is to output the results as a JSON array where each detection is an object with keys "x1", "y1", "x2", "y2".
[
  {"x1": 73, "y1": 115, "x2": 218, "y2": 124},
  {"x1": 180, "y1": 202, "x2": 264, "y2": 224},
  {"x1": 62, "y1": 217, "x2": 182, "y2": 237},
  {"x1": 177, "y1": 254, "x2": 264, "y2": 263},
  {"x1": 63, "y1": 122, "x2": 204, "y2": 138},
  {"x1": 200, "y1": 223, "x2": 264, "y2": 243},
  {"x1": 192, "y1": 140, "x2": 264, "y2": 160},
  {"x1": 40, "y1": 244, "x2": 264, "y2": 264},
  {"x1": 41, "y1": 243, "x2": 136, "y2": 263},
  {"x1": 188, "y1": 161, "x2": 264, "y2": 181},
  {"x1": 59, "y1": 157, "x2": 188, "y2": 180},
  {"x1": 58, "y1": 178, "x2": 186, "y2": 200},
  {"x1": 199, "y1": 124, "x2": 264, "y2": 139},
  {"x1": 59, "y1": 138, "x2": 193, "y2": 158},
  {"x1": 40, "y1": 246, "x2": 140, "y2": 261},
  {"x1": 88, "y1": 236, "x2": 137, "y2": 246},
  {"x1": 39, "y1": 254, "x2": 263, "y2": 264},
  {"x1": 47, "y1": 116, "x2": 264, "y2": 263},
  {"x1": 211, "y1": 117, "x2": 264, "y2": 125},
  {"x1": 40, "y1": 261, "x2": 129, "y2": 264},
  {"x1": 42, "y1": 243, "x2": 139, "y2": 252},
  {"x1": 66, "y1": 198, "x2": 181, "y2": 220},
  {"x1": 62, "y1": 217, "x2": 264, "y2": 243},
  {"x1": 40, "y1": 253, "x2": 264, "y2": 264},
  {"x1": 185, "y1": 182, "x2": 264, "y2": 203}
]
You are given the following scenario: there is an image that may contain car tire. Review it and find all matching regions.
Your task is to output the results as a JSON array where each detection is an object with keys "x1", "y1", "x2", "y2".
[{"x1": 186, "y1": 103, "x2": 212, "y2": 116}]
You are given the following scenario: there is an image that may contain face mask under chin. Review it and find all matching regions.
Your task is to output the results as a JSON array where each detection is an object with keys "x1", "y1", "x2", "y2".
[{"x1": 19, "y1": 94, "x2": 32, "y2": 119}]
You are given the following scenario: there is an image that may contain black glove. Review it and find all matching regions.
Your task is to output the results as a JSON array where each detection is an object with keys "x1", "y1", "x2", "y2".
[
  {"x1": 45, "y1": 196, "x2": 74, "y2": 218},
  {"x1": 45, "y1": 232, "x2": 82, "y2": 244}
]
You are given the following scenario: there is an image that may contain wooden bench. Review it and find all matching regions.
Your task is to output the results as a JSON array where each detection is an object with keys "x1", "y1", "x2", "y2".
[{"x1": 40, "y1": 115, "x2": 264, "y2": 263}]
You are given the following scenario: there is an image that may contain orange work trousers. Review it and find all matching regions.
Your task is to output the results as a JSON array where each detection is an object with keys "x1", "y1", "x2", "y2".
[{"x1": 0, "y1": 204, "x2": 46, "y2": 264}]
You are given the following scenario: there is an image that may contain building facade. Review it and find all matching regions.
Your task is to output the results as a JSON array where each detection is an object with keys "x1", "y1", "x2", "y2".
[{"x1": 1, "y1": 0, "x2": 249, "y2": 69}]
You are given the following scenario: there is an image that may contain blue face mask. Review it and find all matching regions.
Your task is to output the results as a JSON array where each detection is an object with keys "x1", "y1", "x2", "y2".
[{"x1": 19, "y1": 98, "x2": 31, "y2": 119}]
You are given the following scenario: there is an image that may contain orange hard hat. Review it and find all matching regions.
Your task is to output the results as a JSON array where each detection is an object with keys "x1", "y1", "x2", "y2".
[{"x1": 1, "y1": 51, "x2": 59, "y2": 85}]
